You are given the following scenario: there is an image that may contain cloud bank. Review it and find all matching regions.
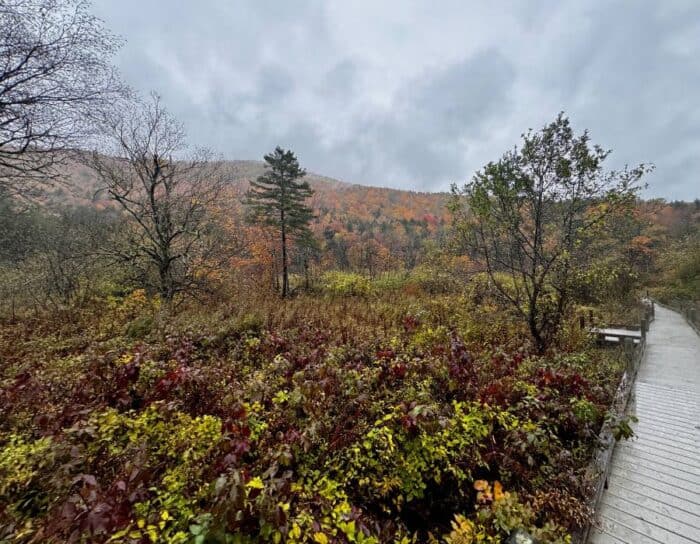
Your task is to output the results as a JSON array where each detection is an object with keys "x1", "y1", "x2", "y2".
[{"x1": 92, "y1": 0, "x2": 700, "y2": 199}]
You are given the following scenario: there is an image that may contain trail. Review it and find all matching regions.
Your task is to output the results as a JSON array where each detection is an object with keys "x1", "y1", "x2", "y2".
[{"x1": 589, "y1": 305, "x2": 700, "y2": 543}]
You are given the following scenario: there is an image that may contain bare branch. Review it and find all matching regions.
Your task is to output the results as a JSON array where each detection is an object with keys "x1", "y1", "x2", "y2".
[{"x1": 0, "y1": 0, "x2": 127, "y2": 196}]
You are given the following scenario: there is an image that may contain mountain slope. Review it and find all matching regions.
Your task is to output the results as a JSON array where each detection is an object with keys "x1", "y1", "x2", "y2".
[{"x1": 48, "y1": 159, "x2": 452, "y2": 226}]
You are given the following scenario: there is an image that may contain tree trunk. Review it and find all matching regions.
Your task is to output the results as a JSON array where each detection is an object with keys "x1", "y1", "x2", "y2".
[
  {"x1": 159, "y1": 261, "x2": 174, "y2": 307},
  {"x1": 531, "y1": 326, "x2": 546, "y2": 355},
  {"x1": 281, "y1": 214, "x2": 288, "y2": 298},
  {"x1": 528, "y1": 299, "x2": 546, "y2": 354}
]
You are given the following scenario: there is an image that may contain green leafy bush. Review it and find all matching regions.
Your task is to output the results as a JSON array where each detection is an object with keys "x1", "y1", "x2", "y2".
[
  {"x1": 125, "y1": 315, "x2": 154, "y2": 339},
  {"x1": 319, "y1": 271, "x2": 372, "y2": 296}
]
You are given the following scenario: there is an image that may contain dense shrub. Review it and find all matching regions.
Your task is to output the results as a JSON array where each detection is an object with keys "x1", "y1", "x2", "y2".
[
  {"x1": 407, "y1": 265, "x2": 461, "y2": 294},
  {"x1": 652, "y1": 235, "x2": 700, "y2": 304},
  {"x1": 125, "y1": 315, "x2": 154, "y2": 339},
  {"x1": 0, "y1": 290, "x2": 625, "y2": 542},
  {"x1": 319, "y1": 271, "x2": 372, "y2": 296}
]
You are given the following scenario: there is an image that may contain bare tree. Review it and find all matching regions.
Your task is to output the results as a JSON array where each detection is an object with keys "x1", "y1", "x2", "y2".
[
  {"x1": 88, "y1": 93, "x2": 228, "y2": 305},
  {"x1": 0, "y1": 0, "x2": 124, "y2": 196}
]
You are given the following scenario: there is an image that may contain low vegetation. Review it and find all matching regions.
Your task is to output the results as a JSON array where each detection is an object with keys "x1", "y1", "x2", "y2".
[
  {"x1": 1, "y1": 287, "x2": 630, "y2": 542},
  {"x1": 1, "y1": 2, "x2": 698, "y2": 541}
]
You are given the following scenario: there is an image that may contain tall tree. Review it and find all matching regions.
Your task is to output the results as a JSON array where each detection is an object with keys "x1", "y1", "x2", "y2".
[
  {"x1": 245, "y1": 147, "x2": 314, "y2": 297},
  {"x1": 450, "y1": 113, "x2": 650, "y2": 353},
  {"x1": 0, "y1": 0, "x2": 125, "y2": 196},
  {"x1": 87, "y1": 93, "x2": 227, "y2": 305}
]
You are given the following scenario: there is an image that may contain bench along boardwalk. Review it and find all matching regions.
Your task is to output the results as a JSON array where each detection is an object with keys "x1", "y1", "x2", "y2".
[{"x1": 588, "y1": 305, "x2": 700, "y2": 543}]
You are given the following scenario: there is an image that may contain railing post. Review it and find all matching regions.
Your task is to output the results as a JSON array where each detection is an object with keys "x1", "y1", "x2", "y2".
[
  {"x1": 623, "y1": 337, "x2": 635, "y2": 374},
  {"x1": 641, "y1": 318, "x2": 647, "y2": 343}
]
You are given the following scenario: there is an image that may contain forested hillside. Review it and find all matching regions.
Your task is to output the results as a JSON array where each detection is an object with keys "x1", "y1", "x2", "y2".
[
  {"x1": 5, "y1": 155, "x2": 697, "y2": 314},
  {"x1": 36, "y1": 157, "x2": 451, "y2": 281}
]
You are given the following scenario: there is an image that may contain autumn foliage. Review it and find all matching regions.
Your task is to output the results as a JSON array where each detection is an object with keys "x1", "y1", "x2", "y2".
[{"x1": 0, "y1": 284, "x2": 632, "y2": 543}]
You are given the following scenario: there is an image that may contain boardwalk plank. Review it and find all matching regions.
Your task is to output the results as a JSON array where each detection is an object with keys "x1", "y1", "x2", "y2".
[
  {"x1": 608, "y1": 469, "x2": 700, "y2": 508},
  {"x1": 627, "y1": 426, "x2": 698, "y2": 447},
  {"x1": 612, "y1": 456, "x2": 700, "y2": 488},
  {"x1": 598, "y1": 505, "x2": 697, "y2": 543},
  {"x1": 623, "y1": 434, "x2": 699, "y2": 459},
  {"x1": 604, "y1": 477, "x2": 700, "y2": 519},
  {"x1": 600, "y1": 494, "x2": 700, "y2": 540},
  {"x1": 613, "y1": 442, "x2": 700, "y2": 470},
  {"x1": 587, "y1": 526, "x2": 628, "y2": 544},
  {"x1": 604, "y1": 488, "x2": 700, "y2": 531},
  {"x1": 589, "y1": 305, "x2": 700, "y2": 543},
  {"x1": 614, "y1": 446, "x2": 700, "y2": 479},
  {"x1": 610, "y1": 459, "x2": 700, "y2": 495}
]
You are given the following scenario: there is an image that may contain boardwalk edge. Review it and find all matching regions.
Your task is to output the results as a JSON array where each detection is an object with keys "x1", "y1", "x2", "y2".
[{"x1": 571, "y1": 306, "x2": 652, "y2": 544}]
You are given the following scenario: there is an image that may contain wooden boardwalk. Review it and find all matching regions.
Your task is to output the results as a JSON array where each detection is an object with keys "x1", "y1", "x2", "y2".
[{"x1": 588, "y1": 304, "x2": 700, "y2": 543}]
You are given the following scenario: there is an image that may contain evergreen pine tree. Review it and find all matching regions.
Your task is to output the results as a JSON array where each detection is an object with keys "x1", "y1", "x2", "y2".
[{"x1": 245, "y1": 147, "x2": 314, "y2": 297}]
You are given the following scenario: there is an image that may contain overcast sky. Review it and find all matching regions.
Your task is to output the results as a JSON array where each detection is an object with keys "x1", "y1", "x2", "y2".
[{"x1": 91, "y1": 0, "x2": 699, "y2": 200}]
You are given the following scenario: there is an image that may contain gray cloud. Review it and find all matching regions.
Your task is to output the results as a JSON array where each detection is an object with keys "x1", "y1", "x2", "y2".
[
  {"x1": 91, "y1": 0, "x2": 700, "y2": 199},
  {"x1": 319, "y1": 50, "x2": 516, "y2": 189}
]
